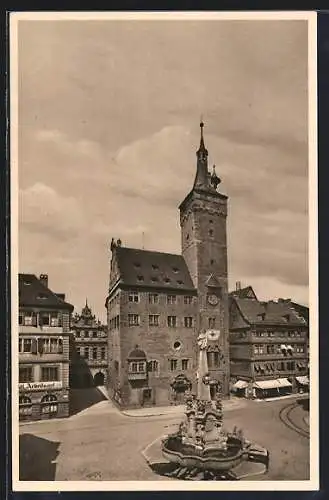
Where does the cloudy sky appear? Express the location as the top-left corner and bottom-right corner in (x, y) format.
(17, 17), (309, 321)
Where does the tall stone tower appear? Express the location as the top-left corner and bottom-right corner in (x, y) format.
(179, 122), (230, 396)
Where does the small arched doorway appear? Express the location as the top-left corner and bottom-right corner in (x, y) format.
(94, 371), (105, 386)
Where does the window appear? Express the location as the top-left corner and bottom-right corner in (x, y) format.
(41, 394), (58, 415)
(287, 361), (295, 371)
(173, 341), (182, 350)
(92, 347), (98, 360)
(167, 316), (177, 327)
(209, 229), (214, 237)
(80, 330), (85, 338)
(172, 267), (179, 273)
(208, 317), (216, 329)
(148, 360), (159, 373)
(19, 313), (23, 325)
(39, 311), (50, 326)
(184, 296), (193, 305)
(19, 338), (33, 353)
(184, 317), (193, 328)
(129, 361), (146, 372)
(177, 280), (184, 285)
(128, 291), (139, 303)
(152, 264), (159, 271)
(83, 347), (89, 359)
(89, 331), (93, 338)
(114, 360), (119, 372)
(40, 338), (63, 354)
(169, 359), (178, 371)
(19, 396), (32, 418)
(210, 259), (215, 265)
(101, 347), (106, 360)
(149, 315), (159, 326)
(266, 344), (275, 354)
(128, 314), (139, 326)
(50, 312), (59, 327)
(137, 275), (144, 282)
(149, 293), (159, 304)
(167, 295), (177, 305)
(151, 276), (159, 283)
(41, 366), (59, 382)
(76, 347), (81, 356)
(182, 359), (189, 370)
(19, 366), (33, 383)
(24, 312), (37, 327)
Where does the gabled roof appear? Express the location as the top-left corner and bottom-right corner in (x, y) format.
(19, 274), (73, 311)
(231, 295), (307, 326)
(205, 273), (222, 288)
(113, 246), (196, 291)
(229, 285), (258, 300)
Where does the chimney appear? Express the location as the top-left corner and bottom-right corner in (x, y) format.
(39, 274), (48, 288)
(236, 281), (241, 291)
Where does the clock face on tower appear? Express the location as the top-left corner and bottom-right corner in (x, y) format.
(207, 294), (219, 306)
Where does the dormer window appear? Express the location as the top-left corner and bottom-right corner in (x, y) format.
(134, 262), (141, 268)
(283, 314), (290, 322)
(164, 277), (171, 284)
(37, 293), (48, 300)
(152, 264), (159, 271)
(177, 280), (184, 285)
(151, 276), (159, 283)
(172, 267), (179, 273)
(137, 275), (144, 282)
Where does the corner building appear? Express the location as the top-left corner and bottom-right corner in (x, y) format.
(18, 274), (73, 420)
(229, 284), (309, 399)
(106, 123), (230, 408)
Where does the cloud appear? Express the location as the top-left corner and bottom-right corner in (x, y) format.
(19, 182), (85, 238)
(17, 19), (310, 318)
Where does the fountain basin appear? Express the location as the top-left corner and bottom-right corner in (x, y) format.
(162, 434), (247, 472)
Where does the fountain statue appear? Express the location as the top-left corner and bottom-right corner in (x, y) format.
(158, 330), (270, 480)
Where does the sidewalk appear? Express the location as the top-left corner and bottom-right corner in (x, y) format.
(121, 397), (248, 418)
(254, 392), (308, 403)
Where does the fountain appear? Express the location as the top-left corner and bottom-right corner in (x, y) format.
(145, 330), (270, 480)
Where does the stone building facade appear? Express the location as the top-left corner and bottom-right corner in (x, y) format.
(229, 284), (309, 399)
(18, 273), (73, 421)
(70, 301), (108, 388)
(106, 122), (230, 409)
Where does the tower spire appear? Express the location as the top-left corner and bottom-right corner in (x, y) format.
(196, 119), (208, 161)
(194, 120), (209, 189)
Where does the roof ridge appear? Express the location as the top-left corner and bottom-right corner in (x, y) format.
(117, 246), (181, 258)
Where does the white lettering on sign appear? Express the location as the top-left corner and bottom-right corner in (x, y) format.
(19, 381), (62, 391)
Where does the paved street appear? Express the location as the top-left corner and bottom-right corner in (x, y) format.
(19, 394), (309, 482)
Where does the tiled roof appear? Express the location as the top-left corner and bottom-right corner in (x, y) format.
(233, 296), (307, 326)
(115, 247), (196, 291)
(19, 274), (74, 311)
(229, 286), (257, 300)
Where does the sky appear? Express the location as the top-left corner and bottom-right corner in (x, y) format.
(17, 17), (310, 321)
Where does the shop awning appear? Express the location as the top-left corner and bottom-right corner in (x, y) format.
(280, 344), (287, 350)
(233, 380), (248, 389)
(277, 378), (292, 387)
(253, 379), (281, 389)
(296, 376), (309, 386)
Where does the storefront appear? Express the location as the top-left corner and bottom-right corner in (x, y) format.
(253, 378), (292, 399)
(295, 375), (309, 393)
(231, 379), (249, 398)
(19, 381), (69, 421)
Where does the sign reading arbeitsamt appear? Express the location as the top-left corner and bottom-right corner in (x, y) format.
(19, 381), (62, 391)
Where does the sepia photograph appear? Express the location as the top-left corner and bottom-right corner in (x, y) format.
(10, 11), (318, 491)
